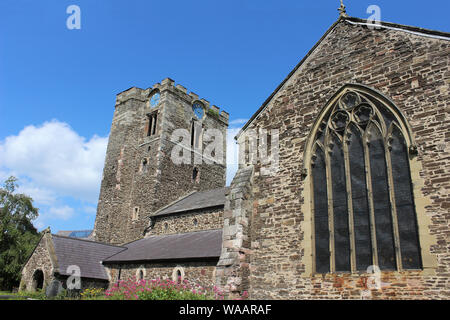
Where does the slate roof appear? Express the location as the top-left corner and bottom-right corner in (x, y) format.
(52, 235), (125, 280)
(103, 229), (222, 263)
(153, 187), (228, 217)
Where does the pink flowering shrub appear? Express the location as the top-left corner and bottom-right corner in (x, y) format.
(104, 277), (225, 300)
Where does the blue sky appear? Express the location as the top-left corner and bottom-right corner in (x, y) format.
(0, 0), (448, 233)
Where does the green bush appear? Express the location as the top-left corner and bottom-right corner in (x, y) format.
(105, 278), (225, 300)
(16, 289), (47, 300)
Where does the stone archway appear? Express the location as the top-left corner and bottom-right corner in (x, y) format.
(32, 269), (44, 291)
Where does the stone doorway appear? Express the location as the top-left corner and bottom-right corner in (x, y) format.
(32, 269), (44, 291)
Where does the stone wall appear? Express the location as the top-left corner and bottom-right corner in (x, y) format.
(233, 19), (449, 299)
(20, 232), (56, 292)
(216, 166), (253, 298)
(105, 261), (218, 290)
(148, 207), (223, 236)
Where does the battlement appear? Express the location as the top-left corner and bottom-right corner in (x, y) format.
(115, 78), (229, 125)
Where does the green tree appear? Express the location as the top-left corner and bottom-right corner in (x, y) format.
(0, 176), (40, 291)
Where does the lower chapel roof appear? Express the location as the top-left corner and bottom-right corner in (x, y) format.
(51, 235), (125, 280)
(48, 229), (222, 279)
(103, 229), (223, 264)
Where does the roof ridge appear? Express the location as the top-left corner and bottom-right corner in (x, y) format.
(132, 228), (222, 242)
(151, 190), (198, 216)
(346, 16), (450, 39)
(152, 187), (228, 217)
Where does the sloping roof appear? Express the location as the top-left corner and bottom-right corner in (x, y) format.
(153, 187), (228, 217)
(236, 16), (450, 140)
(52, 235), (125, 280)
(103, 229), (222, 263)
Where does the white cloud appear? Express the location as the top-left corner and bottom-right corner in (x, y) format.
(0, 118), (244, 226)
(17, 183), (57, 206)
(48, 205), (74, 220)
(0, 120), (108, 204)
(83, 206), (97, 215)
(229, 118), (248, 126)
(0, 120), (107, 230)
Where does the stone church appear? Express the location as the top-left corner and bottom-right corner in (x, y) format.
(20, 7), (449, 299)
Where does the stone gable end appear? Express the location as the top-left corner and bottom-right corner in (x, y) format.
(241, 19), (449, 299)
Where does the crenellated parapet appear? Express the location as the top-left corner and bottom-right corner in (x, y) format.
(115, 78), (229, 125)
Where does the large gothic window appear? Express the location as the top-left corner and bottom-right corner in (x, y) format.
(310, 87), (422, 273)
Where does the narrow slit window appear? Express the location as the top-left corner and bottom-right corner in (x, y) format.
(147, 113), (158, 137)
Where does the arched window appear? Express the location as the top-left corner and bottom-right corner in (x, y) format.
(172, 267), (185, 284)
(136, 267), (146, 281)
(308, 86), (421, 273)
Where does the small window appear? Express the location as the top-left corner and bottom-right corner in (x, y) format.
(141, 158), (148, 173)
(132, 207), (139, 221)
(192, 102), (204, 120)
(147, 112), (158, 136)
(190, 120), (203, 149)
(150, 92), (160, 108)
(164, 222), (168, 231)
(193, 218), (198, 226)
(135, 267), (146, 281)
(192, 167), (199, 183)
(172, 267), (185, 283)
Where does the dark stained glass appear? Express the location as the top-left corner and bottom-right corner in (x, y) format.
(348, 124), (373, 270)
(311, 89), (421, 274)
(390, 126), (422, 269)
(312, 146), (330, 273)
(368, 124), (396, 270)
(330, 134), (351, 272)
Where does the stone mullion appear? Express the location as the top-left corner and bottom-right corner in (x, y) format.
(325, 132), (336, 273)
(363, 132), (379, 268)
(385, 131), (403, 271)
(310, 149), (317, 274)
(343, 130), (357, 273)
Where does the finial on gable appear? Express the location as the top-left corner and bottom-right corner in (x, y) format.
(338, 0), (348, 18)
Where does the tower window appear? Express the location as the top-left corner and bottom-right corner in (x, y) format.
(147, 112), (158, 136)
(150, 91), (160, 108)
(192, 102), (205, 120)
(191, 120), (202, 149)
(132, 207), (139, 221)
(141, 158), (148, 173)
(309, 88), (422, 274)
(192, 167), (199, 183)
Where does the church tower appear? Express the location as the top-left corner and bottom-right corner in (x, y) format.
(93, 78), (229, 244)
